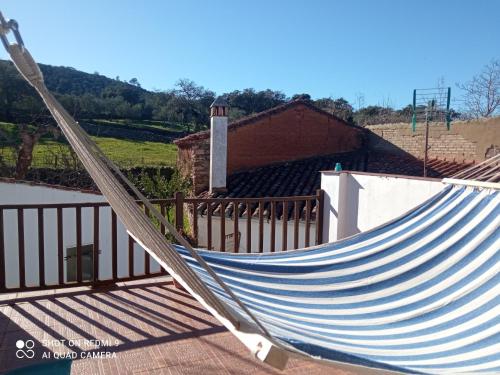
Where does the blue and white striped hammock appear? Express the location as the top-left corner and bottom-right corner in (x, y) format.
(176, 184), (499, 374)
(2, 15), (498, 373)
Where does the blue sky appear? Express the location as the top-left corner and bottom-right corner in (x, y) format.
(1, 0), (499, 108)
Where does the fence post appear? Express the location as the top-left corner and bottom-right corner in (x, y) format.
(93, 206), (100, 284)
(0, 208), (5, 291)
(175, 192), (184, 233)
(316, 189), (325, 245)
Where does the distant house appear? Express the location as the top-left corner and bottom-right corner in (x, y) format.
(174, 99), (470, 252)
(174, 99), (366, 194)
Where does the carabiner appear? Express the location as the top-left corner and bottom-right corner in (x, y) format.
(0, 12), (24, 50)
(8, 20), (24, 46)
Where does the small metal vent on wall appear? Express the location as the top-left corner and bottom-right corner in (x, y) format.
(65, 244), (97, 282)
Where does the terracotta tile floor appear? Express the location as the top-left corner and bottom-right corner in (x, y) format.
(0, 278), (352, 374)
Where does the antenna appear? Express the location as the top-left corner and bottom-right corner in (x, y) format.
(411, 87), (452, 176)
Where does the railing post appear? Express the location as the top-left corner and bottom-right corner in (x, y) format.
(207, 202), (213, 250)
(57, 207), (64, 285)
(93, 206), (100, 284)
(76, 206), (83, 283)
(281, 201), (288, 251)
(174, 192), (184, 233)
(111, 210), (118, 279)
(0, 208), (5, 291)
(316, 189), (325, 245)
(17, 209), (25, 289)
(192, 202), (198, 247)
(37, 208), (45, 287)
(220, 202), (226, 252)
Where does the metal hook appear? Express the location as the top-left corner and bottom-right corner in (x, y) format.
(0, 12), (24, 50)
(8, 19), (24, 46)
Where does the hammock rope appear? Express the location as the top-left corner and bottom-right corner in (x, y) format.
(0, 11), (281, 364)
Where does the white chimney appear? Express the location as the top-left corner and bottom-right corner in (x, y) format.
(209, 97), (229, 193)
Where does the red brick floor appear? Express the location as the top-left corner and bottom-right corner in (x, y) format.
(0, 278), (353, 374)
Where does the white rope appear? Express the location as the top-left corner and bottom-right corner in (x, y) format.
(0, 12), (272, 339)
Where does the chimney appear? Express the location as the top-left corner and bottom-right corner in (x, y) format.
(209, 96), (229, 193)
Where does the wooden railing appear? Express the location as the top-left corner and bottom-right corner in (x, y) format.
(0, 190), (323, 292)
(184, 189), (324, 252)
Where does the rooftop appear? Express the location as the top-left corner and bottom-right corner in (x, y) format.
(451, 153), (500, 182)
(210, 96), (229, 108)
(0, 278), (343, 374)
(196, 151), (473, 219)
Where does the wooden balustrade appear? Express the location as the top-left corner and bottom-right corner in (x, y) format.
(0, 190), (324, 292)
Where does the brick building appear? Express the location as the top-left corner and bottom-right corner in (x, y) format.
(174, 98), (478, 252)
(174, 99), (366, 194)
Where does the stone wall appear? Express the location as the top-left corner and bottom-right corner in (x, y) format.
(177, 140), (210, 194)
(366, 117), (500, 162)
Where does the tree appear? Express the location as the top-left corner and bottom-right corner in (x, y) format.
(128, 78), (141, 88)
(457, 59), (500, 118)
(15, 123), (60, 179)
(175, 79), (205, 100)
(228, 107), (246, 122)
(315, 97), (354, 123)
(224, 89), (287, 118)
(292, 93), (311, 101)
(353, 105), (395, 126)
(174, 79), (215, 131)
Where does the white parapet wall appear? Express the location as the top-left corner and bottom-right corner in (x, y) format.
(196, 216), (316, 253)
(0, 180), (107, 205)
(0, 180), (160, 289)
(320, 171), (445, 242)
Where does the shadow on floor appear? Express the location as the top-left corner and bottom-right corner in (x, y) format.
(0, 280), (340, 375)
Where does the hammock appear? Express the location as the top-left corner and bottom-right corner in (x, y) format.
(176, 184), (500, 374)
(1, 13), (499, 374)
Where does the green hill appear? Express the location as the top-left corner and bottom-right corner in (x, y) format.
(0, 59), (216, 131)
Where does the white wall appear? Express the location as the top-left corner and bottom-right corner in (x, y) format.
(0, 181), (160, 289)
(0, 182), (107, 205)
(321, 172), (445, 242)
(196, 216), (316, 253)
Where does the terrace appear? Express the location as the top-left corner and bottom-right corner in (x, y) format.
(0, 178), (334, 374)
(0, 278), (340, 374)
(0, 167), (495, 374)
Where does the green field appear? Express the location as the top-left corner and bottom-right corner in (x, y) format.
(0, 122), (178, 168)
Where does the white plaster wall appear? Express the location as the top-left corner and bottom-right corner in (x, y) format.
(209, 116), (228, 191)
(197, 216), (316, 253)
(321, 172), (445, 242)
(0, 182), (160, 289)
(0, 182), (107, 204)
(320, 172), (341, 243)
